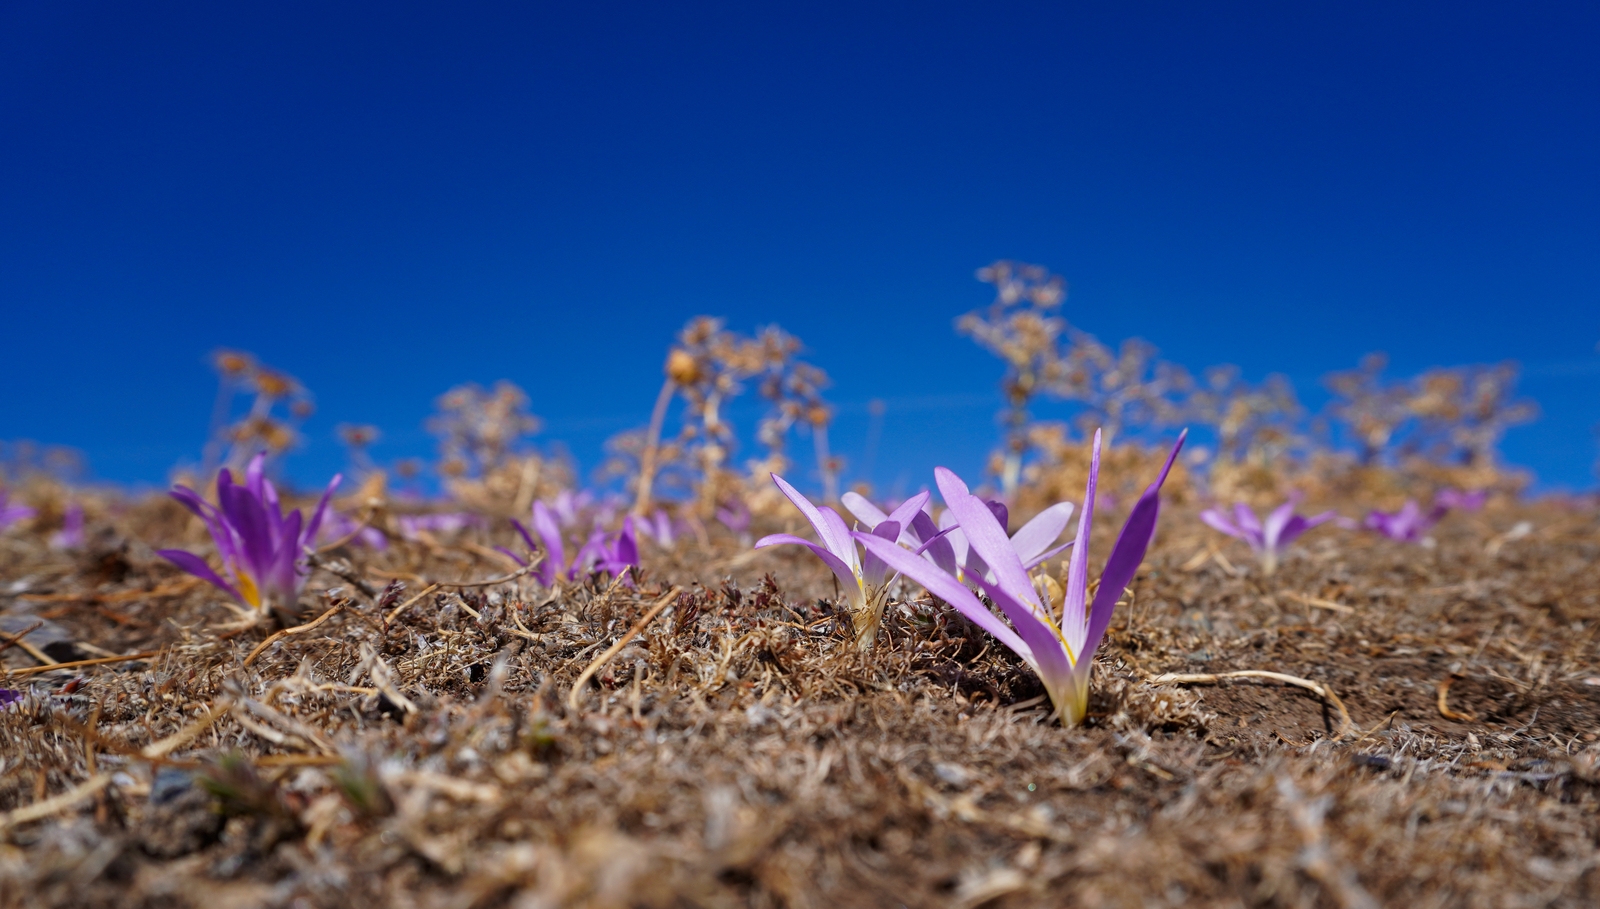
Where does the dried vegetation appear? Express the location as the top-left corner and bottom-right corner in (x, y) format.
(3, 476), (1600, 909)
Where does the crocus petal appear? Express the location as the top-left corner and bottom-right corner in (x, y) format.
(934, 467), (1040, 612)
(1231, 502), (1262, 541)
(974, 574), (1075, 688)
(158, 549), (242, 602)
(266, 509), (305, 602)
(855, 533), (1030, 659)
(817, 506), (860, 575)
(911, 511), (960, 576)
(217, 478), (275, 583)
(1199, 508), (1246, 541)
(755, 533), (861, 595)
(614, 516), (639, 567)
(858, 518), (903, 588)
(840, 491), (889, 529)
(533, 501), (567, 574)
(301, 473), (343, 551)
(1082, 430), (1186, 662)
(771, 474), (853, 562)
(1261, 499), (1298, 551)
(1021, 540), (1074, 571)
(1009, 501), (1075, 566)
(1058, 431), (1102, 651)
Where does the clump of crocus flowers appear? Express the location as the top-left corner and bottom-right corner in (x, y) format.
(757, 429), (1185, 724)
(506, 500), (640, 585)
(159, 454), (340, 626)
(859, 429), (1186, 725)
(1199, 494), (1342, 575)
(756, 476), (931, 649)
(1365, 489), (1486, 544)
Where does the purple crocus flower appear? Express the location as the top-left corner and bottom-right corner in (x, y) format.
(716, 499), (751, 535)
(320, 510), (390, 550)
(508, 502), (639, 585)
(843, 491), (1076, 584)
(756, 476), (931, 650)
(1365, 488), (1486, 544)
(636, 510), (675, 548)
(0, 688), (21, 710)
(858, 429), (1185, 725)
(1199, 495), (1340, 575)
(48, 503), (86, 551)
(158, 454), (340, 624)
(397, 512), (481, 540)
(0, 490), (35, 533)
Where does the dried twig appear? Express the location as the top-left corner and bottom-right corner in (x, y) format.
(568, 587), (682, 712)
(2, 651), (158, 678)
(1149, 670), (1353, 737)
(244, 600), (351, 666)
(1436, 674), (1476, 722)
(0, 773), (112, 833)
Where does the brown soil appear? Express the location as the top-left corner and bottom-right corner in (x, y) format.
(3, 496), (1599, 908)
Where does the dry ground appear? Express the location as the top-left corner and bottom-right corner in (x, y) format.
(3, 493), (1600, 908)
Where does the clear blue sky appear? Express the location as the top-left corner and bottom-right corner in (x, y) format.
(2, 1), (1597, 493)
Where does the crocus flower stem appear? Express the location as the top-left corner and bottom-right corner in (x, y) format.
(859, 429), (1185, 725)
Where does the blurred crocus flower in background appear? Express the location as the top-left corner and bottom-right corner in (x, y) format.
(0, 490), (35, 532)
(1365, 489), (1486, 545)
(716, 499), (751, 537)
(397, 513), (481, 540)
(508, 501), (640, 585)
(1199, 495), (1342, 575)
(637, 510), (675, 547)
(321, 510), (389, 550)
(158, 454), (340, 626)
(551, 489), (594, 527)
(858, 429), (1185, 726)
(756, 476), (930, 650)
(48, 503), (85, 550)
(0, 688), (21, 709)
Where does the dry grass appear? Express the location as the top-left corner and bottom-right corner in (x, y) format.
(3, 489), (1599, 908)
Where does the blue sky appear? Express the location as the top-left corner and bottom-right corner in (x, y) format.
(2, 1), (1596, 493)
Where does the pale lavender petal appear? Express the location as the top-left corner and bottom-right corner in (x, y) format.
(859, 519), (901, 588)
(817, 506), (859, 572)
(840, 491), (889, 529)
(1083, 430), (1185, 662)
(911, 511), (960, 576)
(1199, 507), (1246, 541)
(1009, 501), (1075, 565)
(855, 533), (1030, 659)
(1231, 502), (1262, 539)
(158, 549), (242, 602)
(533, 501), (567, 574)
(1262, 499), (1298, 551)
(935, 467), (1039, 611)
(986, 500), (1009, 534)
(1021, 539), (1074, 571)
(772, 474), (853, 561)
(1058, 431), (1101, 648)
(756, 533), (860, 594)
(301, 473), (343, 550)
